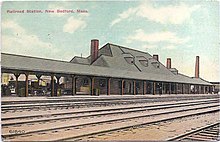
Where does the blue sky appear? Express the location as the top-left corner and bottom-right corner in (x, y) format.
(1, 1), (219, 81)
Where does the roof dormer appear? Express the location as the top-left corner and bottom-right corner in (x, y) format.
(123, 53), (134, 64)
(136, 56), (148, 67)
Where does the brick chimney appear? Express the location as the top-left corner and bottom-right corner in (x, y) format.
(195, 56), (199, 78)
(90, 39), (99, 64)
(153, 54), (159, 61)
(166, 58), (171, 69)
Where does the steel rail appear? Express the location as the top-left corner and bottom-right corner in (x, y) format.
(167, 122), (220, 141)
(3, 105), (219, 139)
(2, 97), (219, 111)
(2, 98), (219, 120)
(2, 95), (218, 105)
(56, 109), (220, 141)
(2, 100), (219, 126)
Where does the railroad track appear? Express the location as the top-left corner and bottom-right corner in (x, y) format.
(2, 99), (219, 126)
(2, 95), (218, 105)
(2, 95), (219, 112)
(2, 95), (219, 141)
(7, 108), (218, 141)
(168, 122), (220, 141)
(2, 101), (219, 141)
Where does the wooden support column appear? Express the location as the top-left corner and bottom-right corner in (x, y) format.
(201, 86), (203, 94)
(193, 85), (197, 94)
(133, 80), (136, 95)
(202, 86), (204, 94)
(153, 82), (156, 95)
(203, 85), (205, 94)
(51, 74), (55, 97)
(193, 85), (195, 94)
(121, 79), (124, 95)
(56, 76), (61, 85)
(175, 83), (178, 94)
(71, 75), (76, 95)
(161, 82), (163, 95)
(169, 83), (171, 94)
(90, 77), (95, 95)
(106, 78), (111, 95)
(36, 74), (41, 88)
(188, 84), (191, 94)
(143, 81), (146, 95)
(200, 85), (202, 94)
(56, 76), (61, 96)
(182, 83), (184, 94)
(25, 73), (29, 97)
(14, 73), (20, 96)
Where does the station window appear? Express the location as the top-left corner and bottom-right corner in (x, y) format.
(118, 80), (126, 88)
(83, 78), (89, 85)
(99, 79), (106, 87)
(136, 82), (140, 89)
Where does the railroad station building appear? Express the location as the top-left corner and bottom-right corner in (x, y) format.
(1, 39), (213, 97)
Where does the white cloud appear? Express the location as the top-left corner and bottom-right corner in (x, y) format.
(142, 44), (176, 50)
(111, 2), (200, 26)
(137, 2), (200, 25)
(126, 29), (190, 44)
(2, 20), (52, 49)
(1, 20), (66, 60)
(63, 16), (86, 34)
(2, 20), (25, 34)
(163, 45), (176, 50)
(142, 44), (157, 49)
(110, 8), (137, 26)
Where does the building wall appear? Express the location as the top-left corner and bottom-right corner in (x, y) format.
(135, 81), (144, 95)
(75, 76), (90, 94)
(110, 78), (121, 95)
(176, 83), (182, 94)
(61, 76), (211, 96)
(123, 80), (133, 94)
(146, 81), (153, 94)
(93, 77), (107, 95)
(162, 83), (170, 94)
(183, 84), (190, 94)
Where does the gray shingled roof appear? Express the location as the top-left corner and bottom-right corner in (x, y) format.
(1, 43), (212, 85)
(70, 56), (90, 65)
